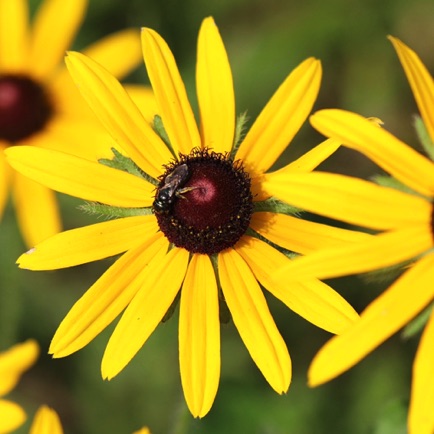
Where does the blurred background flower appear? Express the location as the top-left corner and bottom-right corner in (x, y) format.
(2, 0), (432, 432)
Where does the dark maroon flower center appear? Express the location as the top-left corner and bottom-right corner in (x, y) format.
(0, 74), (54, 143)
(154, 149), (253, 254)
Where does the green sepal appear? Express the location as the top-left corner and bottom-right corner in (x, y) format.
(402, 302), (433, 339)
(414, 115), (434, 161)
(372, 174), (427, 199)
(79, 202), (153, 219)
(99, 148), (158, 186)
(161, 291), (181, 323)
(231, 111), (249, 158)
(254, 197), (301, 215)
(153, 114), (175, 156)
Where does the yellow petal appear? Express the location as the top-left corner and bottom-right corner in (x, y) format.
(18, 215), (158, 270)
(0, 152), (11, 220)
(102, 247), (189, 379)
(196, 17), (234, 154)
(125, 85), (158, 125)
(310, 109), (434, 197)
(6, 146), (154, 207)
(236, 58), (321, 174)
(389, 36), (434, 146)
(218, 248), (291, 393)
(29, 0), (87, 78)
(132, 428), (151, 434)
(250, 212), (371, 255)
(274, 225), (433, 281)
(264, 171), (432, 230)
(236, 236), (359, 335)
(13, 172), (61, 247)
(0, 339), (39, 396)
(279, 139), (340, 173)
(50, 234), (168, 358)
(141, 28), (201, 155)
(409, 307), (434, 434)
(0, 0), (28, 71)
(65, 51), (171, 178)
(30, 406), (63, 434)
(0, 399), (26, 433)
(179, 254), (220, 418)
(308, 253), (434, 386)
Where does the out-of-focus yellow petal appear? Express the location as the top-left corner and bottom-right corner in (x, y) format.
(279, 139), (340, 173)
(308, 254), (434, 386)
(264, 171), (432, 230)
(141, 28), (201, 155)
(0, 339), (39, 396)
(310, 109), (434, 197)
(250, 212), (371, 255)
(236, 58), (321, 175)
(0, 0), (28, 71)
(389, 36), (434, 146)
(179, 254), (220, 418)
(50, 234), (168, 358)
(65, 51), (171, 178)
(196, 17), (234, 154)
(409, 308), (434, 434)
(218, 248), (291, 393)
(0, 151), (11, 220)
(0, 400), (26, 433)
(102, 247), (189, 380)
(18, 215), (158, 270)
(13, 172), (61, 247)
(29, 0), (87, 78)
(6, 146), (154, 207)
(274, 225), (432, 281)
(132, 428), (151, 434)
(30, 406), (63, 434)
(236, 236), (359, 335)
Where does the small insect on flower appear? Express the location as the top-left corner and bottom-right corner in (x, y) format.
(153, 163), (191, 213)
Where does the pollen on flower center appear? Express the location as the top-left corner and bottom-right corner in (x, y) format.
(0, 74), (54, 143)
(154, 148), (253, 254)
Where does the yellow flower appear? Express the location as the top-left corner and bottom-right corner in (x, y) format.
(29, 406), (63, 434)
(267, 37), (434, 434)
(6, 17), (362, 417)
(0, 0), (155, 247)
(0, 340), (39, 433)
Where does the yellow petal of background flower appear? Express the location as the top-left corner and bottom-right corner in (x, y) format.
(18, 215), (158, 270)
(409, 307), (434, 434)
(102, 247), (189, 380)
(50, 234), (168, 358)
(0, 339), (39, 396)
(236, 236), (359, 335)
(179, 254), (220, 418)
(13, 173), (61, 247)
(66, 51), (171, 178)
(218, 248), (291, 393)
(236, 57), (321, 175)
(274, 225), (433, 281)
(0, 152), (12, 220)
(310, 109), (434, 197)
(0, 400), (26, 433)
(196, 17), (235, 154)
(282, 139), (341, 173)
(389, 36), (434, 146)
(30, 406), (63, 434)
(0, 0), (28, 71)
(264, 171), (432, 230)
(6, 146), (154, 207)
(29, 0), (87, 78)
(308, 253), (434, 386)
(141, 28), (201, 155)
(250, 212), (371, 255)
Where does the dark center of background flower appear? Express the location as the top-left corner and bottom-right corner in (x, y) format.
(154, 149), (253, 255)
(0, 74), (54, 143)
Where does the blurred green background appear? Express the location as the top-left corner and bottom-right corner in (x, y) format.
(3, 0), (434, 432)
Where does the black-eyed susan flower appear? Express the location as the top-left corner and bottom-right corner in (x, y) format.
(30, 406), (63, 434)
(0, 339), (39, 433)
(0, 0), (156, 247)
(268, 37), (434, 434)
(6, 17), (363, 417)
